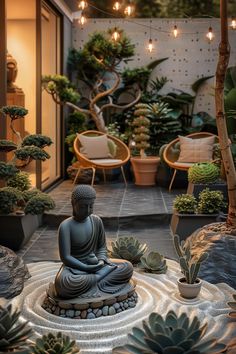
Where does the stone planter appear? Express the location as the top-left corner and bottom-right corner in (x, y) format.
(177, 277), (202, 299)
(0, 213), (42, 251)
(171, 212), (219, 241)
(131, 156), (160, 186)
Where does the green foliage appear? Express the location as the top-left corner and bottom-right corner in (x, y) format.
(22, 189), (41, 202)
(174, 235), (208, 284)
(188, 162), (220, 184)
(113, 310), (225, 354)
(31, 332), (80, 354)
(132, 115), (150, 154)
(24, 193), (55, 215)
(173, 194), (197, 214)
(110, 237), (148, 265)
(67, 111), (86, 135)
(0, 139), (17, 152)
(107, 123), (128, 143)
(0, 105), (28, 120)
(140, 251), (167, 274)
(228, 294), (236, 315)
(197, 188), (225, 214)
(0, 162), (19, 180)
(42, 75), (80, 104)
(7, 171), (31, 191)
(122, 67), (152, 91)
(0, 304), (32, 352)
(0, 187), (23, 214)
(22, 135), (53, 148)
(15, 146), (50, 161)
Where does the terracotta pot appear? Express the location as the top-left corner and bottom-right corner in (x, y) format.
(131, 156), (160, 186)
(177, 277), (202, 299)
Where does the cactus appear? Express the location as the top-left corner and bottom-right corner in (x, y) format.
(113, 310), (226, 353)
(188, 162), (220, 184)
(31, 332), (80, 354)
(110, 236), (148, 265)
(0, 304), (32, 352)
(173, 234), (208, 284)
(140, 251), (167, 274)
(173, 194), (197, 214)
(197, 188), (225, 214)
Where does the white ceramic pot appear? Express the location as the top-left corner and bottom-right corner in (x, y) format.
(177, 277), (202, 299)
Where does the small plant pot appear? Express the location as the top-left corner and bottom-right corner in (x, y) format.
(131, 156), (160, 186)
(177, 277), (202, 299)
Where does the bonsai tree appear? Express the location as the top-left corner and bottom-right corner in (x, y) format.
(0, 105), (55, 215)
(42, 28), (141, 132)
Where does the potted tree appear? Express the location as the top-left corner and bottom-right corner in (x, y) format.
(130, 113), (160, 185)
(171, 188), (225, 240)
(0, 105), (55, 251)
(173, 234), (208, 299)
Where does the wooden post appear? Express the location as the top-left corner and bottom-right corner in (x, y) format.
(215, 0), (236, 227)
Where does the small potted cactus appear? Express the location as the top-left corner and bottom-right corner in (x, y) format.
(173, 234), (208, 299)
(171, 188), (225, 240)
(130, 106), (160, 186)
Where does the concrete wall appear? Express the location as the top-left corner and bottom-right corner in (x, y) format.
(72, 18), (236, 117)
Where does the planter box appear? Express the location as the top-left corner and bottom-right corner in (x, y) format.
(187, 182), (228, 200)
(171, 212), (219, 241)
(0, 213), (42, 251)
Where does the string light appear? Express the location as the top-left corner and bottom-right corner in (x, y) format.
(147, 38), (154, 53)
(113, 1), (121, 11)
(79, 12), (87, 26)
(111, 27), (120, 41)
(230, 17), (236, 30)
(206, 26), (214, 42)
(78, 0), (87, 10)
(124, 2), (134, 17)
(173, 25), (178, 38)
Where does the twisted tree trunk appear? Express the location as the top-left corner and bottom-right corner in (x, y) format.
(215, 0), (236, 227)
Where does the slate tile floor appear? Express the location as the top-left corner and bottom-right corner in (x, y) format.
(17, 181), (184, 264)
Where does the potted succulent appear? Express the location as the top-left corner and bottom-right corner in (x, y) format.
(173, 234), (208, 299)
(130, 109), (160, 185)
(0, 105), (55, 251)
(171, 188), (225, 240)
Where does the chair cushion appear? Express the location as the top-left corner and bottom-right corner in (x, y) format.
(177, 135), (215, 163)
(78, 134), (110, 159)
(90, 158), (122, 165)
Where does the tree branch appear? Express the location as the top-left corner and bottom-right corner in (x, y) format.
(90, 71), (121, 107)
(66, 102), (91, 115)
(99, 88), (142, 113)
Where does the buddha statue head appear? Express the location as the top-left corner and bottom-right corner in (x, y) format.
(71, 185), (96, 222)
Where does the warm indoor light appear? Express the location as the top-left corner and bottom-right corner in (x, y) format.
(147, 38), (154, 53)
(78, 0), (87, 10)
(230, 17), (236, 29)
(173, 25), (178, 38)
(124, 4), (134, 16)
(112, 28), (120, 41)
(113, 1), (121, 11)
(206, 26), (214, 42)
(79, 13), (87, 26)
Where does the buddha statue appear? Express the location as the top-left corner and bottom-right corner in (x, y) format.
(53, 185), (134, 300)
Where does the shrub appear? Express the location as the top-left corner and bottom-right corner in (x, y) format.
(7, 171), (31, 191)
(0, 162), (19, 180)
(173, 194), (197, 214)
(197, 188), (225, 214)
(188, 162), (220, 184)
(0, 187), (23, 214)
(24, 193), (55, 215)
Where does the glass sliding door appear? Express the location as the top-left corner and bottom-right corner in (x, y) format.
(41, 1), (61, 189)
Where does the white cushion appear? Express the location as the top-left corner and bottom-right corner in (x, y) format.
(78, 134), (110, 159)
(90, 159), (122, 165)
(177, 135), (215, 163)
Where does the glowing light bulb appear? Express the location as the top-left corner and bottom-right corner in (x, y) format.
(78, 0), (87, 10)
(173, 25), (178, 38)
(79, 13), (87, 26)
(230, 18), (236, 29)
(148, 39), (153, 53)
(112, 28), (120, 41)
(113, 1), (121, 11)
(206, 26), (214, 42)
(124, 4), (134, 16)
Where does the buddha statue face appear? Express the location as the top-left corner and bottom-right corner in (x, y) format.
(71, 185), (96, 222)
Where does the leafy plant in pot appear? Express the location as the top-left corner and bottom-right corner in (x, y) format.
(173, 234), (208, 299)
(130, 112), (160, 185)
(0, 105), (55, 251)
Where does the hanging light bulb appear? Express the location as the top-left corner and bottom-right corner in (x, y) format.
(147, 38), (154, 53)
(206, 26), (214, 42)
(79, 12), (87, 26)
(124, 2), (134, 16)
(173, 25), (178, 38)
(112, 27), (120, 41)
(230, 17), (236, 30)
(78, 0), (87, 10)
(113, 1), (121, 11)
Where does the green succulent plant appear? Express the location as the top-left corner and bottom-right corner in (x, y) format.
(227, 293), (236, 315)
(197, 188), (225, 214)
(0, 304), (32, 352)
(110, 237), (148, 265)
(31, 332), (80, 354)
(0, 187), (23, 214)
(24, 193), (55, 215)
(188, 162), (220, 184)
(0, 162), (19, 180)
(140, 251), (167, 274)
(22, 134), (53, 148)
(173, 194), (197, 214)
(174, 234), (208, 284)
(7, 171), (31, 191)
(0, 139), (17, 152)
(113, 310), (226, 354)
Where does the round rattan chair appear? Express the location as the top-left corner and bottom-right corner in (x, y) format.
(163, 132), (219, 191)
(73, 130), (130, 185)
